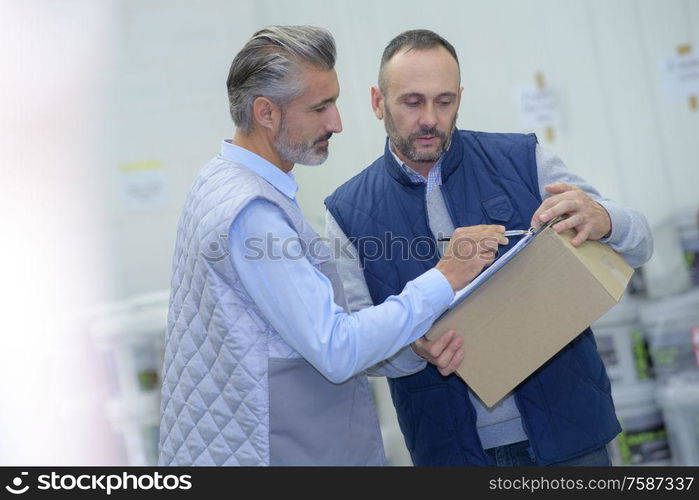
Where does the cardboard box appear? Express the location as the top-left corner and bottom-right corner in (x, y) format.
(425, 226), (634, 407)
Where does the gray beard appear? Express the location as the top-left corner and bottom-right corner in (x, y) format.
(274, 120), (329, 166)
(385, 106), (456, 163)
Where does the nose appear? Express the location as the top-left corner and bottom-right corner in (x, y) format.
(328, 104), (343, 134)
(418, 103), (437, 130)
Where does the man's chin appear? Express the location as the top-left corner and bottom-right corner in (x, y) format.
(411, 157), (441, 164)
(298, 149), (328, 166)
(410, 146), (443, 163)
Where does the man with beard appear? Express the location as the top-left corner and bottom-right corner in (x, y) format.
(159, 25), (500, 466)
(325, 29), (653, 466)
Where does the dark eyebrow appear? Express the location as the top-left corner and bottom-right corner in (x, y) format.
(398, 92), (424, 101)
(308, 95), (338, 109)
(398, 92), (457, 101)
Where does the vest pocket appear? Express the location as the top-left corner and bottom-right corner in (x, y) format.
(268, 357), (382, 465)
(482, 194), (516, 223)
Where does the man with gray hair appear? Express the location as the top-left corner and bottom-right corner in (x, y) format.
(158, 25), (503, 465)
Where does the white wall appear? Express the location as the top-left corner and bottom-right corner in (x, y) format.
(101, 0), (257, 302)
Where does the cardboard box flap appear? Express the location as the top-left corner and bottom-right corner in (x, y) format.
(556, 230), (634, 301)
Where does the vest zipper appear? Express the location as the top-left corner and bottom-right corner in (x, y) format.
(439, 184), (460, 229)
(422, 184), (441, 262)
(513, 392), (539, 463)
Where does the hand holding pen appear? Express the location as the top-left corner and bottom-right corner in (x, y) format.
(434, 225), (509, 291)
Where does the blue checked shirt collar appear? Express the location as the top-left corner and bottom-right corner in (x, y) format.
(389, 142), (446, 195)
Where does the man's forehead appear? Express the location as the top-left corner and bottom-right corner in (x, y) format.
(383, 46), (460, 89)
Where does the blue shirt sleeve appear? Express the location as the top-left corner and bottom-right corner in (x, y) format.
(228, 199), (454, 384)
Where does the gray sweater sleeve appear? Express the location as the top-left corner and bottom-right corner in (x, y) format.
(325, 210), (427, 378)
(536, 146), (653, 268)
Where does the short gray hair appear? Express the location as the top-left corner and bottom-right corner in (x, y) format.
(227, 25), (336, 133)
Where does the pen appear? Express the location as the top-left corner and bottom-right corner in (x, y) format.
(503, 229), (530, 237)
(437, 229), (529, 242)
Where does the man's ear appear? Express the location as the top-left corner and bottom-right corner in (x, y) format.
(252, 96), (281, 132)
(370, 86), (385, 120)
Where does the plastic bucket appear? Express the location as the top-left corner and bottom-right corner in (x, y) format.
(676, 206), (699, 288)
(608, 381), (672, 465)
(639, 289), (699, 380)
(105, 393), (161, 465)
(593, 297), (652, 385)
(656, 372), (699, 465)
(89, 291), (168, 397)
(643, 219), (691, 299)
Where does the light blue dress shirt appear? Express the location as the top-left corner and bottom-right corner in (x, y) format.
(222, 141), (454, 383)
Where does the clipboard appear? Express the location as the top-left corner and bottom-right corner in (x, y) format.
(447, 215), (565, 311)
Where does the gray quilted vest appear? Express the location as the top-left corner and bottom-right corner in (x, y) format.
(159, 155), (385, 465)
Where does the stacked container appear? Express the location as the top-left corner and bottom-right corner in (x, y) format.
(675, 206), (699, 288)
(639, 284), (699, 466)
(639, 289), (699, 382)
(89, 290), (169, 465)
(593, 297), (652, 386)
(596, 297), (673, 465)
(608, 381), (672, 465)
(656, 372), (699, 465)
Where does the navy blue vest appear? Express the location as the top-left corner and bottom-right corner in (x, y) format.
(325, 130), (620, 466)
